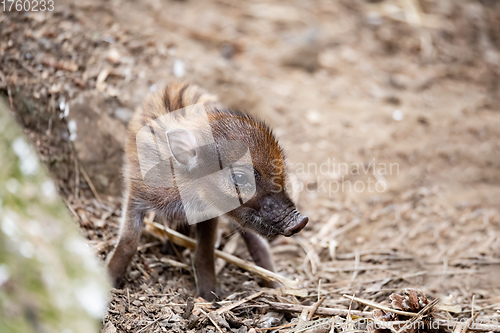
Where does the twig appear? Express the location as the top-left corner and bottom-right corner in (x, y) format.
(342, 295), (418, 318)
(5, 56), (40, 77)
(330, 218), (360, 239)
(7, 87), (14, 111)
(0, 69), (6, 88)
(317, 278), (322, 303)
(425, 258), (500, 266)
(159, 257), (190, 270)
(296, 236), (320, 276)
(63, 198), (79, 220)
(136, 316), (165, 333)
(144, 220), (303, 293)
(215, 232), (239, 275)
(264, 301), (372, 318)
(79, 164), (102, 203)
(73, 152), (80, 199)
(350, 250), (361, 283)
(136, 263), (150, 280)
(314, 213), (339, 245)
(396, 298), (439, 333)
(41, 57), (78, 72)
(324, 265), (393, 273)
(472, 294), (476, 319)
(346, 294), (356, 332)
(336, 249), (413, 261)
(307, 296), (326, 320)
(199, 308), (224, 333)
(296, 308), (309, 329)
(255, 322), (296, 331)
(215, 290), (265, 315)
(127, 288), (130, 312)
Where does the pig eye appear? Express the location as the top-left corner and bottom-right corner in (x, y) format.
(232, 172), (251, 187)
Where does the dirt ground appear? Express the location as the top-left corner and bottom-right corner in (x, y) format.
(1, 0), (500, 332)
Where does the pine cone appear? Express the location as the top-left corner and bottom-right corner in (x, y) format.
(370, 289), (433, 333)
(390, 289), (430, 315)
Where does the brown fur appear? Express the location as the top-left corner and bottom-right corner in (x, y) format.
(107, 82), (307, 300)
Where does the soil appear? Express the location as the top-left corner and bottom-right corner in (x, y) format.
(1, 0), (500, 332)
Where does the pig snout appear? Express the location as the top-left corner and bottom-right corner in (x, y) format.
(257, 194), (308, 237)
(282, 212), (308, 237)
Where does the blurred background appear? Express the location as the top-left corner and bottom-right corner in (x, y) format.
(1, 0), (499, 331)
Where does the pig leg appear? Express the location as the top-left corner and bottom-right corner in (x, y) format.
(240, 230), (281, 288)
(194, 218), (219, 300)
(107, 197), (146, 287)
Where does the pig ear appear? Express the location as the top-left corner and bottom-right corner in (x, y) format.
(166, 128), (198, 165)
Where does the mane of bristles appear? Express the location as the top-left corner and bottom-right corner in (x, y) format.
(163, 82), (219, 113)
(209, 107), (285, 156)
(206, 106), (287, 184)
